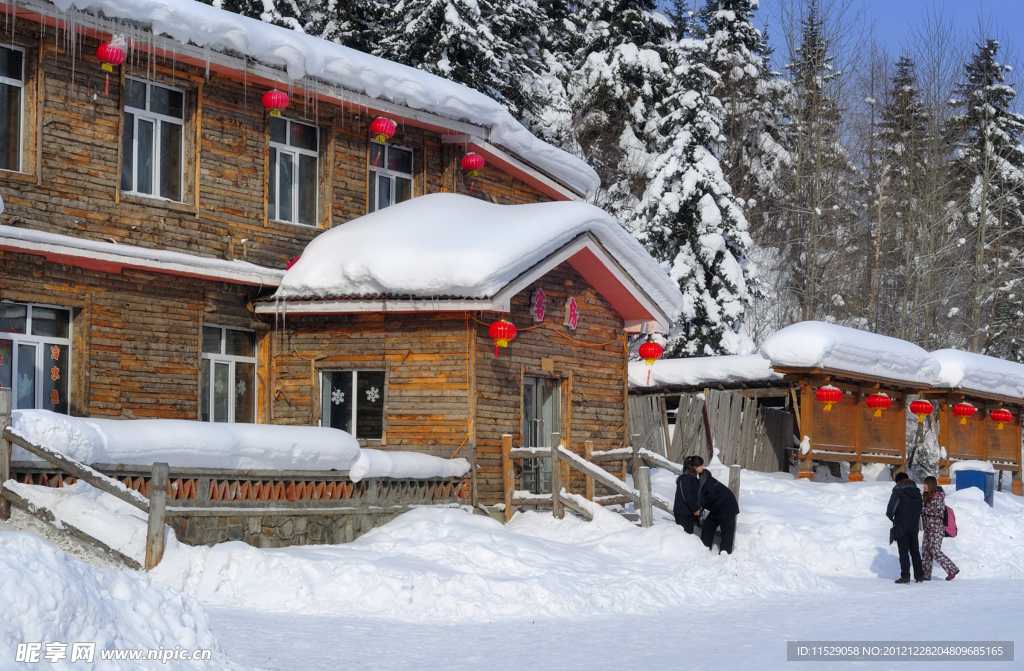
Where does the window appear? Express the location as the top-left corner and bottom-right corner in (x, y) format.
(368, 142), (413, 213)
(200, 326), (256, 423)
(320, 370), (385, 440)
(121, 78), (184, 201)
(0, 45), (24, 172)
(0, 302), (71, 413)
(268, 117), (318, 225)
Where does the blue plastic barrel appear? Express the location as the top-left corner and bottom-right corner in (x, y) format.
(955, 469), (995, 507)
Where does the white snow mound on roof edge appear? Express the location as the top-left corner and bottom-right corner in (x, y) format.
(52, 0), (600, 196)
(931, 349), (1024, 399)
(274, 194), (685, 318)
(759, 321), (940, 385)
(628, 354), (780, 388)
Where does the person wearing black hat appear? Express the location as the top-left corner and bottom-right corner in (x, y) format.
(673, 455), (706, 534)
(673, 456), (740, 554)
(887, 471), (925, 583)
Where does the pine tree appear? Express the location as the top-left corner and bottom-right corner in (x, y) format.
(635, 48), (758, 356)
(212, 0), (383, 53)
(946, 39), (1024, 355)
(519, 0), (583, 147)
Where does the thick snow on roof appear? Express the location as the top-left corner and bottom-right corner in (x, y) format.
(275, 194), (685, 315)
(628, 354), (780, 389)
(931, 349), (1024, 400)
(759, 321), (940, 385)
(53, 0), (600, 197)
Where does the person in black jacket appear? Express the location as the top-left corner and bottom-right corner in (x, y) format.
(673, 456), (707, 534)
(886, 472), (924, 584)
(700, 468), (740, 554)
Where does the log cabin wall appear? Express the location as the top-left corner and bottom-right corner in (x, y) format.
(0, 19), (554, 272)
(268, 262), (627, 505)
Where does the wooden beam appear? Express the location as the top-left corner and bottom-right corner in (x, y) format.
(194, 81), (203, 218)
(501, 434), (514, 523)
(145, 462), (168, 570)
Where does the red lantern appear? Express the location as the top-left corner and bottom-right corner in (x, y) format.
(952, 402), (976, 425)
(285, 256), (300, 270)
(909, 400), (933, 423)
(991, 408), (1012, 430)
(816, 385), (841, 412)
(637, 337), (663, 386)
(370, 117), (397, 144)
(461, 153), (485, 178)
(262, 90), (289, 117)
(865, 393), (891, 418)
(488, 318), (517, 358)
(96, 39), (126, 95)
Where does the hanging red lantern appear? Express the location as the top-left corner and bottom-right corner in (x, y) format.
(952, 402), (976, 425)
(991, 408), (1013, 430)
(461, 153), (485, 178)
(370, 117), (397, 143)
(909, 399), (933, 423)
(262, 90), (289, 117)
(865, 392), (891, 418)
(488, 318), (517, 358)
(96, 38), (126, 95)
(816, 385), (842, 412)
(638, 337), (663, 386)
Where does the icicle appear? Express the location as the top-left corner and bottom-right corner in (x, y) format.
(204, 44), (210, 81)
(243, 58), (247, 113)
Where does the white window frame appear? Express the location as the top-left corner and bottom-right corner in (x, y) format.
(269, 118), (319, 226)
(200, 325), (256, 424)
(368, 142), (414, 213)
(319, 369), (386, 440)
(122, 77), (185, 202)
(0, 301), (72, 412)
(0, 43), (25, 173)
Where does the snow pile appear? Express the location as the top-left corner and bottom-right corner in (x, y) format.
(11, 410), (361, 471)
(275, 194), (685, 316)
(759, 321), (940, 385)
(52, 0), (599, 197)
(950, 460), (997, 474)
(627, 354), (780, 389)
(932, 348), (1024, 400)
(0, 532), (236, 670)
(349, 449), (470, 483)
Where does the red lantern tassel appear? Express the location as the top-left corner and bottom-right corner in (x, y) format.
(105, 74), (109, 95)
(468, 183), (474, 196)
(647, 369), (651, 386)
(493, 343), (499, 358)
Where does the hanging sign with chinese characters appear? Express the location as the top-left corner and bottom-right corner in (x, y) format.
(50, 389), (59, 405)
(530, 288), (547, 322)
(563, 296), (579, 331)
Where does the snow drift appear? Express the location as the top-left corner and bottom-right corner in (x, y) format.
(931, 348), (1024, 400)
(628, 353), (781, 389)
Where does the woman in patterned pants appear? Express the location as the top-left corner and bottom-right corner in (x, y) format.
(921, 476), (959, 581)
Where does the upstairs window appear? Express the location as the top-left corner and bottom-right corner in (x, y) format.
(0, 45), (24, 172)
(268, 118), (318, 226)
(200, 326), (256, 423)
(368, 142), (412, 213)
(121, 78), (184, 201)
(0, 302), (71, 413)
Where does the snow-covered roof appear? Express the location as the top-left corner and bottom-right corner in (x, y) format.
(0, 223), (282, 286)
(48, 0), (600, 197)
(260, 194), (685, 330)
(759, 321), (941, 386)
(628, 354), (781, 389)
(931, 349), (1024, 401)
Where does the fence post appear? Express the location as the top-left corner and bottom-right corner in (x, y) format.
(583, 440), (594, 501)
(145, 462), (169, 570)
(0, 388), (10, 521)
(501, 434), (514, 523)
(550, 432), (563, 519)
(637, 465), (653, 528)
(728, 464), (741, 502)
(631, 433), (642, 479)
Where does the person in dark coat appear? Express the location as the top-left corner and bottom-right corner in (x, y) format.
(673, 456), (707, 534)
(886, 472), (924, 584)
(700, 468), (740, 554)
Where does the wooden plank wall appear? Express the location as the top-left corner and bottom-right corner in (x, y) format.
(0, 18), (555, 274)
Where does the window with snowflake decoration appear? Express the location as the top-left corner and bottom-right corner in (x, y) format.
(200, 325), (256, 423)
(320, 369), (385, 440)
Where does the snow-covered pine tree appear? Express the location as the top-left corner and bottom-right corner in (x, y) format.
(376, 0), (543, 119)
(699, 0), (789, 238)
(212, 0), (383, 53)
(567, 0), (674, 220)
(946, 39), (1024, 356)
(518, 0), (583, 148)
(635, 44), (758, 356)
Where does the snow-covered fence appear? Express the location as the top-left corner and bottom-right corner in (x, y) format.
(628, 396), (670, 457)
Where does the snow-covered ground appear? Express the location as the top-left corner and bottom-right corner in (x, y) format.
(3, 468), (1022, 668)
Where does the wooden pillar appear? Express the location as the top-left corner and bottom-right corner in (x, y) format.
(501, 434), (514, 522)
(850, 388), (862, 481)
(728, 464), (741, 501)
(937, 399), (951, 485)
(1013, 471), (1022, 497)
(0, 388), (11, 521)
(583, 440), (594, 501)
(550, 432), (563, 519)
(797, 379), (814, 479)
(847, 461), (864, 482)
(145, 462), (169, 570)
(636, 465), (653, 528)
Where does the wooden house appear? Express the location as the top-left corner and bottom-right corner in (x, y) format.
(0, 0), (685, 507)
